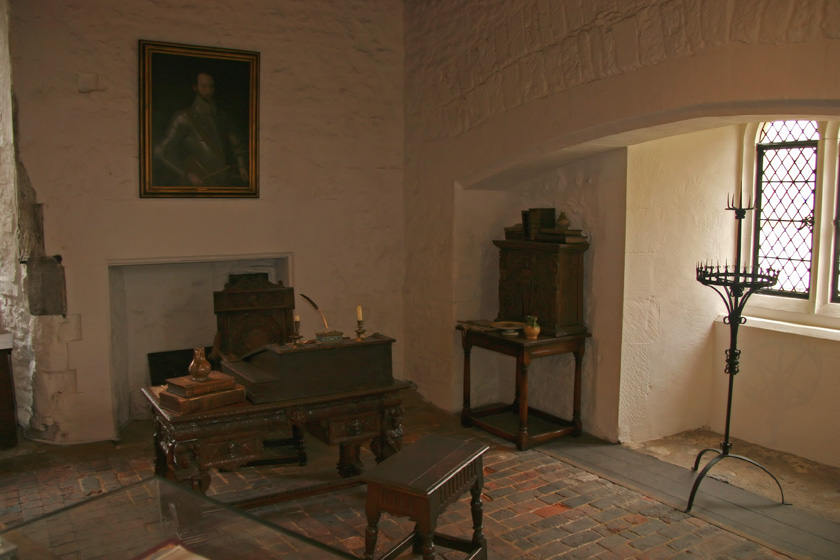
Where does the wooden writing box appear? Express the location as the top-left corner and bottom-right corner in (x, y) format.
(222, 334), (395, 404)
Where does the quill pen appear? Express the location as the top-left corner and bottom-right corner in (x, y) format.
(300, 294), (329, 330)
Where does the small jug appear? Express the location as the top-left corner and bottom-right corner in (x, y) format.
(188, 347), (212, 381)
(524, 316), (541, 339)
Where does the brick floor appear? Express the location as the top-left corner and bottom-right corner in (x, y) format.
(0, 388), (795, 559)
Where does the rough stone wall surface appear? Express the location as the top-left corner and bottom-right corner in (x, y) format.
(9, 0), (404, 443)
(0, 0), (39, 429)
(405, 0), (840, 142)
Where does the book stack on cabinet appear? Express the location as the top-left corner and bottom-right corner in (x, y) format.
(159, 371), (245, 414)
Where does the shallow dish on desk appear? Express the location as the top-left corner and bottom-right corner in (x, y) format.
(491, 321), (526, 335)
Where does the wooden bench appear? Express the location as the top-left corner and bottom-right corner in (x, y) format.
(361, 434), (489, 560)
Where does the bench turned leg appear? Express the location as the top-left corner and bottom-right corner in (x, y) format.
(470, 477), (486, 549)
(413, 516), (437, 560)
(364, 507), (381, 560)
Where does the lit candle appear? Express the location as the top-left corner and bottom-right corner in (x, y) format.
(356, 305), (363, 321)
(294, 315), (300, 322)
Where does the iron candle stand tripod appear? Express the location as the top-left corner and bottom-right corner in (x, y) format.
(687, 194), (788, 512)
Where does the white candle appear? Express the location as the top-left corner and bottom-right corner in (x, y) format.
(356, 305), (363, 321)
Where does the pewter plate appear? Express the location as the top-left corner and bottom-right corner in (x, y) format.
(491, 321), (526, 336)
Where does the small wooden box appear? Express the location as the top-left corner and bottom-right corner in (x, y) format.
(494, 239), (588, 337)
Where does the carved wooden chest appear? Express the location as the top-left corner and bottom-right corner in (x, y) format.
(213, 273), (295, 360)
(222, 334), (395, 404)
(494, 239), (588, 337)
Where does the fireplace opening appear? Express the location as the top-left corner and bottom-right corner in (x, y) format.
(108, 254), (291, 428)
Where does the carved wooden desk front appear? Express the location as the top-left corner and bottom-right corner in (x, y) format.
(457, 325), (589, 451)
(142, 380), (410, 493)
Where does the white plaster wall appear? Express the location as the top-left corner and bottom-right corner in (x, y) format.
(622, 126), (738, 443)
(453, 150), (627, 441)
(403, 0), (840, 451)
(711, 320), (840, 467)
(9, 0), (404, 443)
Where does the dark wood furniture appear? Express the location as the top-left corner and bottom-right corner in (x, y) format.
(458, 325), (588, 451)
(362, 435), (489, 560)
(494, 239), (588, 337)
(142, 380), (410, 493)
(213, 273), (295, 361)
(223, 334), (395, 404)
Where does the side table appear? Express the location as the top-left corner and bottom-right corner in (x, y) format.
(457, 323), (589, 450)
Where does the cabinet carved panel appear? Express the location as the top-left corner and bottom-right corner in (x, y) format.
(495, 239), (588, 337)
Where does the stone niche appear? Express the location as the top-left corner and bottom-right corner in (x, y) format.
(108, 255), (291, 426)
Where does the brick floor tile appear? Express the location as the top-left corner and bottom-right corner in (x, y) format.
(534, 502), (571, 518)
(561, 528), (601, 548)
(0, 389), (807, 560)
(629, 531), (671, 551)
(563, 541), (610, 559)
(528, 538), (573, 559)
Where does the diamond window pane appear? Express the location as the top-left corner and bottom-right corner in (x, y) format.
(754, 129), (817, 298)
(759, 120), (819, 143)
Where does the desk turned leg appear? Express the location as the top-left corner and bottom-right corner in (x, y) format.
(573, 343), (585, 437)
(371, 404), (404, 463)
(337, 443), (364, 477)
(461, 340), (473, 427)
(363, 502), (381, 560)
(156, 423), (210, 493)
(153, 418), (168, 477)
(292, 425), (307, 465)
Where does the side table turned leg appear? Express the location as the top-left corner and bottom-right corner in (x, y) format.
(573, 343), (585, 437)
(516, 353), (531, 450)
(461, 340), (473, 427)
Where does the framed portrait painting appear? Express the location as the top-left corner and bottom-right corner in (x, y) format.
(139, 40), (259, 198)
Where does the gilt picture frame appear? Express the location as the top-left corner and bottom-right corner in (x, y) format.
(139, 40), (259, 198)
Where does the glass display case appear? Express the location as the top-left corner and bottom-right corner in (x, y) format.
(0, 477), (351, 559)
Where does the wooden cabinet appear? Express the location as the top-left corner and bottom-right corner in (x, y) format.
(494, 239), (588, 337)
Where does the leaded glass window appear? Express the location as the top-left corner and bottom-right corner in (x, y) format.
(753, 120), (819, 298)
(834, 157), (840, 303)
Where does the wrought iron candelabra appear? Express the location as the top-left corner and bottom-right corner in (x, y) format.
(687, 193), (788, 512)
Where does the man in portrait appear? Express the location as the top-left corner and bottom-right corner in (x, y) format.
(154, 71), (249, 187)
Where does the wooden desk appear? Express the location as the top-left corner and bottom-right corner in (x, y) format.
(457, 325), (589, 450)
(142, 380), (410, 493)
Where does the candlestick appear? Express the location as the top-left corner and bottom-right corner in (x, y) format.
(687, 195), (783, 512)
(289, 317), (302, 347)
(356, 305), (363, 321)
(356, 319), (366, 341)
